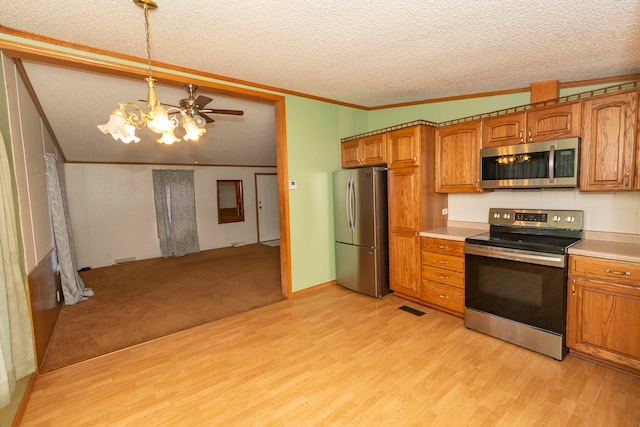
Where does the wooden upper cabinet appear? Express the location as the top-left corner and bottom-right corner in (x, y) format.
(527, 102), (581, 141)
(340, 134), (387, 168)
(388, 126), (421, 168)
(435, 121), (482, 193)
(340, 138), (362, 168)
(482, 112), (525, 147)
(361, 134), (387, 166)
(482, 103), (580, 148)
(580, 90), (638, 191)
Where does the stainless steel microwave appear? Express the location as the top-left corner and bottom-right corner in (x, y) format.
(480, 138), (579, 189)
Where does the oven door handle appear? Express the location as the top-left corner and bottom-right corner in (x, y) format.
(465, 244), (566, 268)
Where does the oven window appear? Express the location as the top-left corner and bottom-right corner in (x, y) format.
(478, 265), (542, 306)
(465, 254), (566, 334)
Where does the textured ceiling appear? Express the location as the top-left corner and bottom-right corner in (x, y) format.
(2, 1), (639, 164)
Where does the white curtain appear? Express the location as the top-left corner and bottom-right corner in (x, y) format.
(152, 169), (200, 258)
(44, 153), (93, 305)
(0, 132), (35, 408)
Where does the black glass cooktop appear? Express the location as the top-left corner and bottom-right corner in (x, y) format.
(466, 230), (582, 255)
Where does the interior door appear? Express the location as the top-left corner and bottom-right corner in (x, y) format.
(256, 173), (280, 242)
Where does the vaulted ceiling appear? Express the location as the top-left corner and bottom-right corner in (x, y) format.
(2, 1), (639, 165)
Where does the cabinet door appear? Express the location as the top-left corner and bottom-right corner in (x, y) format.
(341, 139), (362, 168)
(435, 121), (482, 193)
(482, 112), (525, 147)
(388, 167), (420, 296)
(567, 278), (640, 374)
(527, 102), (581, 142)
(361, 134), (387, 166)
(388, 126), (420, 168)
(580, 91), (637, 191)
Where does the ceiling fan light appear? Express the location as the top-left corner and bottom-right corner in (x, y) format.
(157, 130), (180, 145)
(98, 109), (128, 140)
(182, 115), (206, 141)
(193, 114), (207, 128)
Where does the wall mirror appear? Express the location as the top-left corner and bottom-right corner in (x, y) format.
(217, 180), (245, 224)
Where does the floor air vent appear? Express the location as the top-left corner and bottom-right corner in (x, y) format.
(398, 305), (425, 316)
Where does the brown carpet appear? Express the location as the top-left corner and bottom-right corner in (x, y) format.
(40, 243), (283, 373)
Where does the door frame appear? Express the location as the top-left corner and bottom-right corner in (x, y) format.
(0, 30), (293, 297)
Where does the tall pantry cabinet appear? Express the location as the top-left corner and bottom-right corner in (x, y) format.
(387, 125), (448, 298)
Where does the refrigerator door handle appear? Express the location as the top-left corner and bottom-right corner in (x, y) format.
(349, 177), (356, 232)
(345, 178), (351, 231)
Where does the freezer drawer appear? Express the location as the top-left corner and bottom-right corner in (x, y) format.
(335, 242), (388, 298)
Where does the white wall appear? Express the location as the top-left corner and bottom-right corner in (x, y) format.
(2, 55), (56, 273)
(449, 190), (640, 233)
(65, 163), (277, 269)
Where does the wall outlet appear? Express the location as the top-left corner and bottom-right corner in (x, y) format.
(442, 208), (448, 215)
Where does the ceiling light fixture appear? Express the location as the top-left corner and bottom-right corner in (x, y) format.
(98, 0), (206, 145)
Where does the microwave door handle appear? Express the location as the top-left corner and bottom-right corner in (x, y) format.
(548, 145), (556, 183)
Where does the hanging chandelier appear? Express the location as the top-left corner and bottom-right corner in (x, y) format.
(98, 0), (206, 145)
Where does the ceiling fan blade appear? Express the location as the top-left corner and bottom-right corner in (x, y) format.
(200, 108), (244, 116)
(202, 113), (215, 123)
(194, 95), (213, 109)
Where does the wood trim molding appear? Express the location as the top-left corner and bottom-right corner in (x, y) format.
(292, 280), (337, 297)
(10, 373), (37, 427)
(0, 29), (294, 298)
(3, 27), (638, 112)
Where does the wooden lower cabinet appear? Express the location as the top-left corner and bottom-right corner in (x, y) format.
(567, 255), (640, 376)
(419, 237), (465, 316)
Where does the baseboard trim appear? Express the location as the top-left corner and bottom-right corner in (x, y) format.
(11, 373), (37, 427)
(292, 280), (337, 298)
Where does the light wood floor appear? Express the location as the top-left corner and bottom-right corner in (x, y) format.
(21, 285), (639, 426)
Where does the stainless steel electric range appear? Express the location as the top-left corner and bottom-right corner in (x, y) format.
(464, 208), (583, 360)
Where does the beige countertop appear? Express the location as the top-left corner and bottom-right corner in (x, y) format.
(421, 223), (640, 264)
(420, 226), (487, 242)
(568, 239), (640, 264)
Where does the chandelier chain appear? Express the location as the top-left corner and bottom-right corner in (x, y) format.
(144, 4), (153, 78)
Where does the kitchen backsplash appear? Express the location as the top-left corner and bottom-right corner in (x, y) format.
(448, 190), (640, 234)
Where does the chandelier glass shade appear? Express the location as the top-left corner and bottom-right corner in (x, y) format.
(98, 0), (206, 145)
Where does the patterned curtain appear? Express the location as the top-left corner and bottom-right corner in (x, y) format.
(152, 170), (200, 258)
(44, 153), (93, 305)
(0, 132), (35, 408)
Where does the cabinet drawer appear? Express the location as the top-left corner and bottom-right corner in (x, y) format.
(569, 255), (640, 287)
(421, 251), (464, 272)
(421, 280), (464, 314)
(421, 265), (464, 289)
(420, 237), (464, 257)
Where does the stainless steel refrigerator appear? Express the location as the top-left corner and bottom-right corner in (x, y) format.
(333, 167), (389, 298)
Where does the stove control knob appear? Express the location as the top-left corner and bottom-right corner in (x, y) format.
(552, 215), (562, 222)
(565, 216), (575, 223)
(493, 212), (501, 219)
(502, 213), (511, 220)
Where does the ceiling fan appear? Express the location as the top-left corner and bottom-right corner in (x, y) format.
(141, 83), (244, 126)
(176, 83), (244, 126)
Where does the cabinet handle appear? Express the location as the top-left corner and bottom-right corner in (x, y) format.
(571, 279), (576, 296)
(436, 274), (449, 280)
(413, 154), (418, 162)
(475, 179), (480, 191)
(415, 230), (419, 240)
(436, 259), (449, 265)
(624, 172), (630, 190)
(528, 127), (532, 142)
(605, 269), (631, 276)
(519, 129), (524, 143)
(437, 294), (449, 299)
(437, 245), (448, 249)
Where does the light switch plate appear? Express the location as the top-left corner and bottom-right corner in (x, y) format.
(289, 180), (298, 190)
